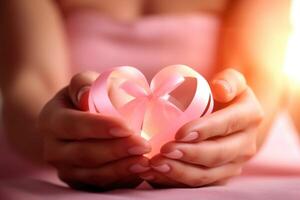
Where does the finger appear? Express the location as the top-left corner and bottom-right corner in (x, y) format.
(212, 178), (231, 186)
(139, 170), (187, 188)
(162, 130), (256, 167)
(40, 92), (133, 139)
(143, 172), (232, 188)
(57, 156), (150, 191)
(69, 71), (99, 110)
(211, 68), (247, 102)
(46, 135), (151, 167)
(149, 155), (242, 187)
(176, 88), (264, 142)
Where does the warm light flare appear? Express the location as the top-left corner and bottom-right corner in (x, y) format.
(283, 0), (300, 85)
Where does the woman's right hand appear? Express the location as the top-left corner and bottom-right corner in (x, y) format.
(39, 71), (151, 191)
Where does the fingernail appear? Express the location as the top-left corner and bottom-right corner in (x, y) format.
(214, 80), (232, 94)
(77, 86), (90, 103)
(179, 131), (199, 142)
(129, 164), (150, 173)
(140, 175), (155, 181)
(163, 150), (183, 159)
(152, 164), (171, 173)
(128, 146), (149, 155)
(109, 128), (131, 137)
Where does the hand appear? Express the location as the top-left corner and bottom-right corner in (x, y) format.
(139, 69), (264, 188)
(39, 71), (151, 191)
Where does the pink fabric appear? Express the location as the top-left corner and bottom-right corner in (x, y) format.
(66, 11), (220, 80)
(2, 176), (300, 200)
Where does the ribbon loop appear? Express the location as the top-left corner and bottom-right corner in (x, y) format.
(120, 80), (149, 98)
(151, 74), (185, 98)
(88, 65), (214, 157)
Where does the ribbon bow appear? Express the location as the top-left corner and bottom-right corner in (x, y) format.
(89, 65), (213, 156)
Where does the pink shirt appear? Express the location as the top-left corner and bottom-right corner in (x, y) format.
(65, 10), (221, 79)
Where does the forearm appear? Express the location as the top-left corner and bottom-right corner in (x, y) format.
(247, 69), (285, 148)
(0, 0), (70, 163)
(1, 67), (69, 164)
(288, 87), (300, 134)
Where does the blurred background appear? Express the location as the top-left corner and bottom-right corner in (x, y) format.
(244, 0), (300, 172)
(286, 0), (300, 133)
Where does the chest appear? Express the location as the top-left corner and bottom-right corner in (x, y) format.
(56, 0), (229, 21)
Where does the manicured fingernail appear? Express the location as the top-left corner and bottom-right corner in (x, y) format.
(152, 164), (171, 173)
(77, 86), (90, 103)
(109, 128), (131, 137)
(214, 80), (232, 94)
(129, 164), (150, 173)
(179, 131), (199, 142)
(163, 150), (183, 159)
(140, 175), (155, 181)
(128, 146), (149, 155)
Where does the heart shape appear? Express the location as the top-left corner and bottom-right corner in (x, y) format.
(88, 65), (213, 156)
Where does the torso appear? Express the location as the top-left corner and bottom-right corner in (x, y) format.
(56, 0), (230, 21)
(59, 0), (226, 80)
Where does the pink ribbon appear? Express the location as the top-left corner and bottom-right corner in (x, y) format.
(89, 65), (213, 156)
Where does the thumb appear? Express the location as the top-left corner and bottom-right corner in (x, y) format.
(68, 71), (99, 111)
(211, 68), (247, 103)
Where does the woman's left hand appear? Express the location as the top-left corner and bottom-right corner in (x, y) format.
(139, 69), (264, 187)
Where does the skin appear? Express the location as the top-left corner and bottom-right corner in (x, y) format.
(0, 0), (290, 190)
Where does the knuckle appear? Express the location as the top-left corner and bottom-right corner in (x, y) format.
(239, 136), (257, 162)
(207, 142), (227, 167)
(70, 71), (98, 86)
(226, 116), (240, 134)
(246, 90), (265, 125)
(249, 140), (257, 156)
(75, 146), (97, 166)
(233, 167), (243, 176)
(172, 166), (186, 181)
(226, 68), (245, 82)
(43, 141), (61, 166)
(56, 121), (77, 141)
(110, 145), (124, 159)
(245, 138), (257, 158)
(185, 144), (205, 164)
(187, 174), (212, 187)
(187, 179), (202, 187)
(111, 164), (126, 178)
(208, 155), (224, 167)
(189, 150), (202, 164)
(70, 72), (87, 85)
